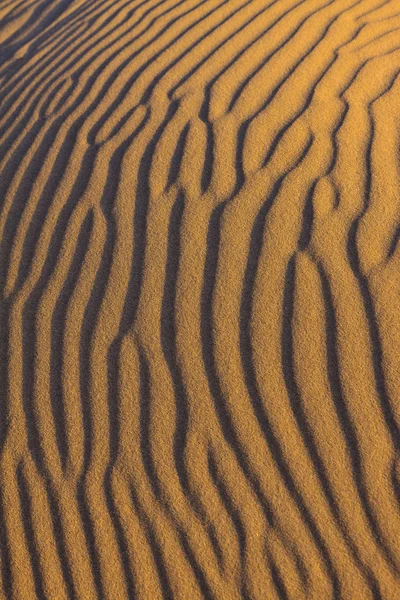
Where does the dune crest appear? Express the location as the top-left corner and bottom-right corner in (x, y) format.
(2, 0), (400, 598)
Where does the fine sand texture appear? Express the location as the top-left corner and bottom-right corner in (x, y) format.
(2, 0), (400, 598)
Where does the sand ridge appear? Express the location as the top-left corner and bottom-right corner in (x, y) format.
(1, 0), (400, 598)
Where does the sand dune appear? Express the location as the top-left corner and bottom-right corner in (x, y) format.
(1, 0), (400, 598)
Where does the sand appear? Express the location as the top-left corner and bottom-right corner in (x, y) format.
(1, 0), (400, 598)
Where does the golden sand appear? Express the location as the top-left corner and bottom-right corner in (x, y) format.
(1, 0), (400, 598)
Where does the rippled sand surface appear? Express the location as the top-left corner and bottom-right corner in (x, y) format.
(2, 1), (400, 598)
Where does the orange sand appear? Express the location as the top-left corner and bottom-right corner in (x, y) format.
(1, 0), (400, 598)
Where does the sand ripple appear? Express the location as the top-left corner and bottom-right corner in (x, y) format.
(2, 0), (400, 598)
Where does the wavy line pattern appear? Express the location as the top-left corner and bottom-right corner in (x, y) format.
(2, 0), (400, 598)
